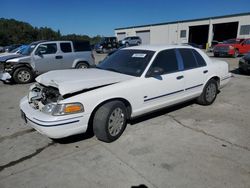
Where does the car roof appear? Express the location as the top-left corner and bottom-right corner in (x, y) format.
(122, 44), (195, 52)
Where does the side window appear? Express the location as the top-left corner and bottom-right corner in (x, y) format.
(148, 49), (179, 75)
(245, 39), (250, 45)
(36, 43), (57, 55)
(192, 49), (207, 67)
(179, 48), (197, 70)
(60, 42), (72, 53)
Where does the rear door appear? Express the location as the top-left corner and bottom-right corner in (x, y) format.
(178, 48), (208, 98)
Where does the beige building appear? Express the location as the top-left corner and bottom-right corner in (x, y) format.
(114, 12), (250, 48)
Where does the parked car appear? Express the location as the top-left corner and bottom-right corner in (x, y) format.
(95, 37), (118, 53)
(239, 52), (250, 74)
(0, 40), (95, 84)
(3, 44), (22, 53)
(213, 38), (250, 57)
(20, 45), (231, 142)
(119, 36), (142, 47)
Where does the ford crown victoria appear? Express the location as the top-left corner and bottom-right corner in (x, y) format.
(20, 45), (231, 142)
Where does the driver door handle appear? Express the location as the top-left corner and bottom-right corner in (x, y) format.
(55, 55), (63, 59)
(176, 75), (184, 80)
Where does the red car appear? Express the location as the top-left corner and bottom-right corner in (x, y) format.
(213, 38), (250, 57)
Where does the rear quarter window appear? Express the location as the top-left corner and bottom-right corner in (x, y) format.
(192, 49), (207, 67)
(73, 41), (91, 52)
(179, 48), (198, 70)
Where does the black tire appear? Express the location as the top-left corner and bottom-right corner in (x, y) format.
(93, 101), (127, 143)
(238, 68), (245, 74)
(233, 49), (239, 58)
(13, 67), (34, 84)
(214, 53), (219, 57)
(197, 79), (218, 105)
(75, 62), (89, 69)
(137, 42), (141, 46)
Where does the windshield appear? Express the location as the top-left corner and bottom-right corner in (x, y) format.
(10, 45), (27, 53)
(223, 39), (240, 44)
(20, 44), (37, 56)
(97, 49), (155, 77)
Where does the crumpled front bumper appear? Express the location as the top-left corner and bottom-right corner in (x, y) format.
(0, 71), (11, 81)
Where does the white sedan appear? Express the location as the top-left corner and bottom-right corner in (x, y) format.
(20, 45), (231, 142)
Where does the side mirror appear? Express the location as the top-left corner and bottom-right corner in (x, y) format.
(146, 67), (164, 77)
(36, 50), (44, 57)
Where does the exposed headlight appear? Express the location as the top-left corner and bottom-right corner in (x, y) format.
(42, 103), (57, 114)
(42, 103), (84, 116)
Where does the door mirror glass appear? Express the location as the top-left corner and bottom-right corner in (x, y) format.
(147, 67), (164, 77)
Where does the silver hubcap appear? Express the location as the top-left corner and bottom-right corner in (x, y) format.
(108, 107), (125, 137)
(206, 83), (216, 102)
(17, 70), (30, 82)
(77, 64), (87, 69)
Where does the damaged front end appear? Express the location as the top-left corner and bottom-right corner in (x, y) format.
(28, 84), (84, 116)
(0, 62), (12, 81)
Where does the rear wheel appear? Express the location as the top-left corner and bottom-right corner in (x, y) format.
(197, 79), (218, 105)
(13, 67), (33, 84)
(75, 62), (89, 69)
(93, 101), (127, 142)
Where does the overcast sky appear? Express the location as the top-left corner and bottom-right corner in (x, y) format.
(1, 0), (250, 36)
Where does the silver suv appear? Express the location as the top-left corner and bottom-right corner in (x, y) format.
(0, 40), (95, 84)
(119, 36), (141, 47)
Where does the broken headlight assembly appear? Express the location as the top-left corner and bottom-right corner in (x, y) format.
(4, 62), (15, 71)
(42, 103), (84, 116)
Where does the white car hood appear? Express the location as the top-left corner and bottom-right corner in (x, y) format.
(36, 68), (134, 95)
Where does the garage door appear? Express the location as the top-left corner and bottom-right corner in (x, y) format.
(117, 32), (126, 41)
(136, 30), (150, 44)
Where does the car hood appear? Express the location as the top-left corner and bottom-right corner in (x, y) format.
(6, 55), (31, 63)
(36, 68), (134, 96)
(0, 53), (23, 62)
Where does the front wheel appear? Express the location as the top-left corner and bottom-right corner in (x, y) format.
(13, 67), (34, 84)
(197, 79), (218, 105)
(93, 101), (127, 142)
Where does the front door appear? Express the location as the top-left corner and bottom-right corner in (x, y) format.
(137, 49), (185, 114)
(33, 42), (61, 74)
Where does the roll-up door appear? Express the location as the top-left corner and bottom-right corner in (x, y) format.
(136, 30), (150, 44)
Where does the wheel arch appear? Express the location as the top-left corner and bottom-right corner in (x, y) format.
(72, 59), (89, 68)
(87, 97), (132, 130)
(205, 76), (220, 89)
